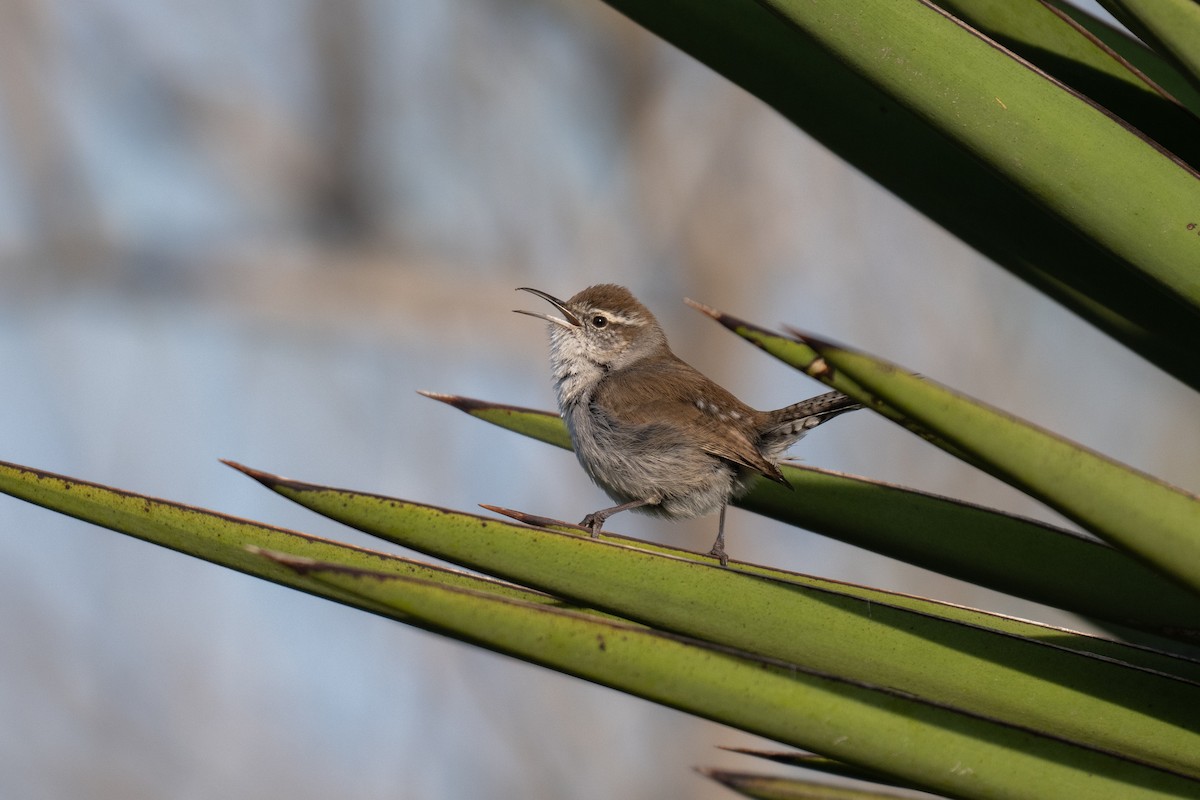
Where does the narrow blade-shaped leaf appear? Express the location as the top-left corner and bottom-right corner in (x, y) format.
(484, 502), (1200, 681)
(752, 0), (1200, 304)
(1048, 0), (1200, 113)
(754, 328), (1200, 594)
(228, 463), (1200, 778)
(482, 504), (1200, 681)
(601, 0), (1200, 388)
(260, 551), (1200, 800)
(1102, 0), (1200, 92)
(937, 0), (1200, 167)
(0, 458), (580, 618)
(421, 390), (1200, 642)
(3, 455), (1198, 794)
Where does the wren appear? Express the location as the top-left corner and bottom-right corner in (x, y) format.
(516, 284), (859, 565)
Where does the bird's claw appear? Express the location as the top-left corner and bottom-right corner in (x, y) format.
(579, 513), (604, 538)
(706, 544), (730, 567)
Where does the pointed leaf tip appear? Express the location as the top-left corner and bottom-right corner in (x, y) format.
(419, 391), (556, 417)
(220, 460), (315, 495)
(250, 547), (404, 581)
(219, 459), (275, 486)
(780, 325), (841, 352)
(416, 390), (479, 411)
(682, 297), (720, 318)
(245, 545), (321, 571)
(479, 503), (588, 532)
(779, 327), (853, 382)
(478, 503), (538, 523)
(695, 769), (745, 789)
(684, 298), (775, 339)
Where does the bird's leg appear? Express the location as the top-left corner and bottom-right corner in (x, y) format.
(706, 503), (729, 566)
(580, 498), (655, 537)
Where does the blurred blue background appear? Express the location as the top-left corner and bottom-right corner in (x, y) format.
(2, 1), (1197, 797)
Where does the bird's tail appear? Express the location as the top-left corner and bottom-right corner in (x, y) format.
(761, 390), (862, 443)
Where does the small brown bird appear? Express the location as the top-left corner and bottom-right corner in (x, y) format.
(516, 284), (859, 564)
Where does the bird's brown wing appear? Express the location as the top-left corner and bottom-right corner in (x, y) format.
(698, 431), (787, 485)
(591, 357), (788, 485)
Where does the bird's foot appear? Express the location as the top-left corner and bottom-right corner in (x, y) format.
(706, 543), (729, 567)
(579, 513), (605, 538)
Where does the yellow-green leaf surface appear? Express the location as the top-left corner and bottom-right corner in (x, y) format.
(483, 504), (1200, 680)
(3, 455), (1199, 795)
(487, 502), (1200, 679)
(602, 0), (1200, 389)
(259, 551), (1200, 800)
(937, 0), (1200, 167)
(754, 0), (1200, 302)
(705, 307), (1200, 599)
(0, 459), (577, 619)
(418, 391), (571, 449)
(1048, 0), (1200, 114)
(421, 390), (1200, 642)
(759, 327), (1200, 594)
(1102, 0), (1200, 93)
(229, 463), (1200, 778)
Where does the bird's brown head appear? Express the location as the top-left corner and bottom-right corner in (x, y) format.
(515, 283), (669, 377)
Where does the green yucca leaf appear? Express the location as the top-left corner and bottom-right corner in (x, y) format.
(731, 323), (1200, 595)
(1100, 0), (1200, 93)
(256, 548), (1200, 800)
(227, 462), (1200, 778)
(938, 0), (1200, 165)
(602, 0), (1200, 389)
(420, 390), (1200, 643)
(4, 454), (1196, 796)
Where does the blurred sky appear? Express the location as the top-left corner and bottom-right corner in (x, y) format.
(1, 1), (1197, 798)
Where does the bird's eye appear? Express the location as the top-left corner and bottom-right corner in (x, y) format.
(591, 315), (608, 328)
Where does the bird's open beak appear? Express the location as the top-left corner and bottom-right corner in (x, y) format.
(514, 287), (581, 328)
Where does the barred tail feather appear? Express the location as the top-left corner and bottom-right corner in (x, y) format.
(763, 391), (861, 438)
